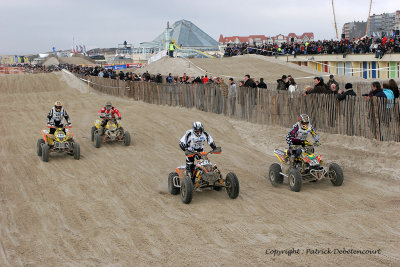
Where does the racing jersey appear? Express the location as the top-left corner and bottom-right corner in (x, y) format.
(47, 107), (70, 124)
(179, 129), (216, 152)
(286, 122), (319, 146)
(99, 106), (121, 119)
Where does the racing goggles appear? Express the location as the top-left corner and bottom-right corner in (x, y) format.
(300, 121), (309, 128)
(105, 105), (112, 110)
(55, 105), (62, 111)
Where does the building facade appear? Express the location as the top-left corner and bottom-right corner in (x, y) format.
(368, 11), (400, 37)
(342, 21), (367, 39)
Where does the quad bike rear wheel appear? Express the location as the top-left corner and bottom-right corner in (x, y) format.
(269, 163), (284, 186)
(180, 176), (193, 204)
(37, 139), (45, 156)
(73, 142), (80, 160)
(168, 172), (180, 195)
(329, 163), (344, 186)
(41, 144), (49, 162)
(288, 167), (302, 192)
(225, 172), (239, 199)
(124, 131), (131, 146)
(94, 133), (102, 148)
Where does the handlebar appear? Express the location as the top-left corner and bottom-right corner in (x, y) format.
(185, 147), (222, 157)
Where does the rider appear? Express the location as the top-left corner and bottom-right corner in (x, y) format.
(179, 122), (217, 180)
(286, 114), (320, 161)
(98, 101), (121, 135)
(47, 100), (71, 135)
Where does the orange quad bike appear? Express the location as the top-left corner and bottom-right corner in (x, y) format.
(37, 124), (80, 162)
(168, 147), (239, 204)
(269, 140), (343, 192)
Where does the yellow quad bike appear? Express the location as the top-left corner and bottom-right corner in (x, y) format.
(91, 115), (130, 148)
(37, 124), (80, 162)
(269, 141), (343, 192)
(168, 147), (239, 204)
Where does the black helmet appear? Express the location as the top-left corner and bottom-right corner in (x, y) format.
(192, 121), (204, 137)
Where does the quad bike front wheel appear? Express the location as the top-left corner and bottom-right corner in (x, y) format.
(73, 142), (80, 160)
(94, 133), (102, 148)
(180, 176), (193, 204)
(41, 144), (49, 162)
(288, 167), (302, 192)
(168, 172), (180, 195)
(37, 139), (45, 156)
(91, 126), (96, 142)
(124, 131), (131, 146)
(225, 172), (239, 199)
(269, 163), (284, 186)
(329, 163), (344, 186)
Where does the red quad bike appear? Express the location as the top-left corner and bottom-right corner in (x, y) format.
(37, 124), (80, 162)
(168, 147), (239, 204)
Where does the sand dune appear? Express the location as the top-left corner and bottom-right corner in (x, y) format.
(0, 72), (399, 266)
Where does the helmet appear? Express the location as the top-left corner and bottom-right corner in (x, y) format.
(54, 101), (62, 112)
(299, 114), (310, 130)
(105, 101), (112, 110)
(192, 121), (204, 137)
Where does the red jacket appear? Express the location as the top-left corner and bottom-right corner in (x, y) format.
(99, 106), (121, 118)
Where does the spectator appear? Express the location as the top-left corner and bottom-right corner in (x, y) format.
(228, 78), (237, 116)
(326, 74), (339, 91)
(258, 77), (267, 89)
(203, 75), (209, 84)
(337, 83), (357, 101)
(277, 75), (287, 90)
(168, 42), (175, 57)
(118, 71), (125, 80)
(288, 77), (297, 93)
(329, 83), (338, 95)
(302, 77), (328, 95)
(244, 74), (256, 88)
(369, 81), (387, 98)
(388, 79), (399, 98)
(382, 81), (394, 107)
(166, 73), (173, 83)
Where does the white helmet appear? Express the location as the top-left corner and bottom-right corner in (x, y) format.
(54, 100), (62, 112)
(299, 114), (310, 130)
(192, 121), (204, 137)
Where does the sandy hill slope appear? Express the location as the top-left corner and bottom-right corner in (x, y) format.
(142, 54), (364, 83)
(0, 73), (399, 265)
(43, 55), (95, 67)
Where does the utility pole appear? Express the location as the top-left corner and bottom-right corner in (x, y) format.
(331, 0), (339, 40)
(365, 0), (373, 36)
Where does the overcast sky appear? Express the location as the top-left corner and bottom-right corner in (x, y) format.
(0, 0), (398, 54)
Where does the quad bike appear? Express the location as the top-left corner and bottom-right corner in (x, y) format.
(269, 141), (343, 192)
(37, 124), (80, 162)
(91, 114), (130, 148)
(168, 147), (239, 204)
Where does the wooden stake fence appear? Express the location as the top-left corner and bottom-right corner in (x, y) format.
(79, 75), (400, 142)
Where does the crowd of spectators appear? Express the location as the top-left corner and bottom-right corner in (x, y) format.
(224, 35), (400, 58)
(300, 74), (399, 102)
(64, 64), (229, 85)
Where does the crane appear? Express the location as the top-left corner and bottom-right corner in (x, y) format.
(331, 0), (339, 40)
(365, 0), (373, 36)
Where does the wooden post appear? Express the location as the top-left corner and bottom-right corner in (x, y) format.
(372, 96), (380, 140)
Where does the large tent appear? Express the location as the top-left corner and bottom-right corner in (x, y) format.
(153, 19), (219, 50)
